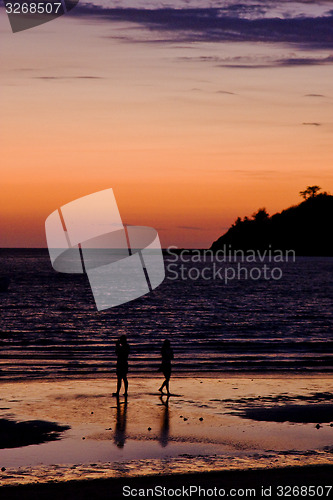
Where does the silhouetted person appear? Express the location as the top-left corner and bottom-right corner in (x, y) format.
(158, 394), (170, 448)
(158, 339), (174, 396)
(114, 397), (128, 448)
(113, 335), (130, 397)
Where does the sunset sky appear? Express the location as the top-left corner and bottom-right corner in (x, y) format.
(1, 0), (333, 248)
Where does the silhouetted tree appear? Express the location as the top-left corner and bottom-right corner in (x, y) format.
(299, 185), (321, 200)
(210, 188), (333, 256)
(252, 208), (269, 222)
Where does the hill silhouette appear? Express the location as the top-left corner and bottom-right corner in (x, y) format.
(210, 193), (333, 256)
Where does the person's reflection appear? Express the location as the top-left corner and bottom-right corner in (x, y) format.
(158, 394), (170, 448)
(114, 396), (128, 448)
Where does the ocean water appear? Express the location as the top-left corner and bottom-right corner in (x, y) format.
(0, 250), (332, 380)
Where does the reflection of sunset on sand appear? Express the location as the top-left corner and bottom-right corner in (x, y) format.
(0, 376), (332, 486)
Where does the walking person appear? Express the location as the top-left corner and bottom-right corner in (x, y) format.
(158, 339), (174, 396)
(113, 335), (130, 397)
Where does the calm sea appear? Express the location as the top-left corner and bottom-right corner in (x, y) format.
(0, 249), (332, 380)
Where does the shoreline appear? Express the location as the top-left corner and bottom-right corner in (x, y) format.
(1, 372), (333, 384)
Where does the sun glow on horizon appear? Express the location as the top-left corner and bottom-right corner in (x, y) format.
(1, 7), (332, 248)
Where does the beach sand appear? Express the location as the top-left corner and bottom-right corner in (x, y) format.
(0, 376), (332, 497)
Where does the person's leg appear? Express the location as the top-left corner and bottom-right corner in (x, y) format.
(165, 376), (170, 395)
(123, 376), (128, 396)
(159, 378), (166, 392)
(115, 375), (122, 395)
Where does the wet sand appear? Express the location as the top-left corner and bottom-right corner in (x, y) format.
(2, 465), (333, 500)
(0, 376), (332, 493)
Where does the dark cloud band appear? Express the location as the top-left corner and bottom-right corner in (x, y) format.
(72, 5), (333, 48)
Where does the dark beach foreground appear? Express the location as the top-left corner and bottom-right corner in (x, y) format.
(0, 377), (332, 498)
(2, 465), (333, 500)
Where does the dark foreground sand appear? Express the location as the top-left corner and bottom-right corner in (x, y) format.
(0, 377), (332, 497)
(2, 465), (333, 500)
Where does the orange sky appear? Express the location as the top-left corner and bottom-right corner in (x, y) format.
(1, 9), (333, 248)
